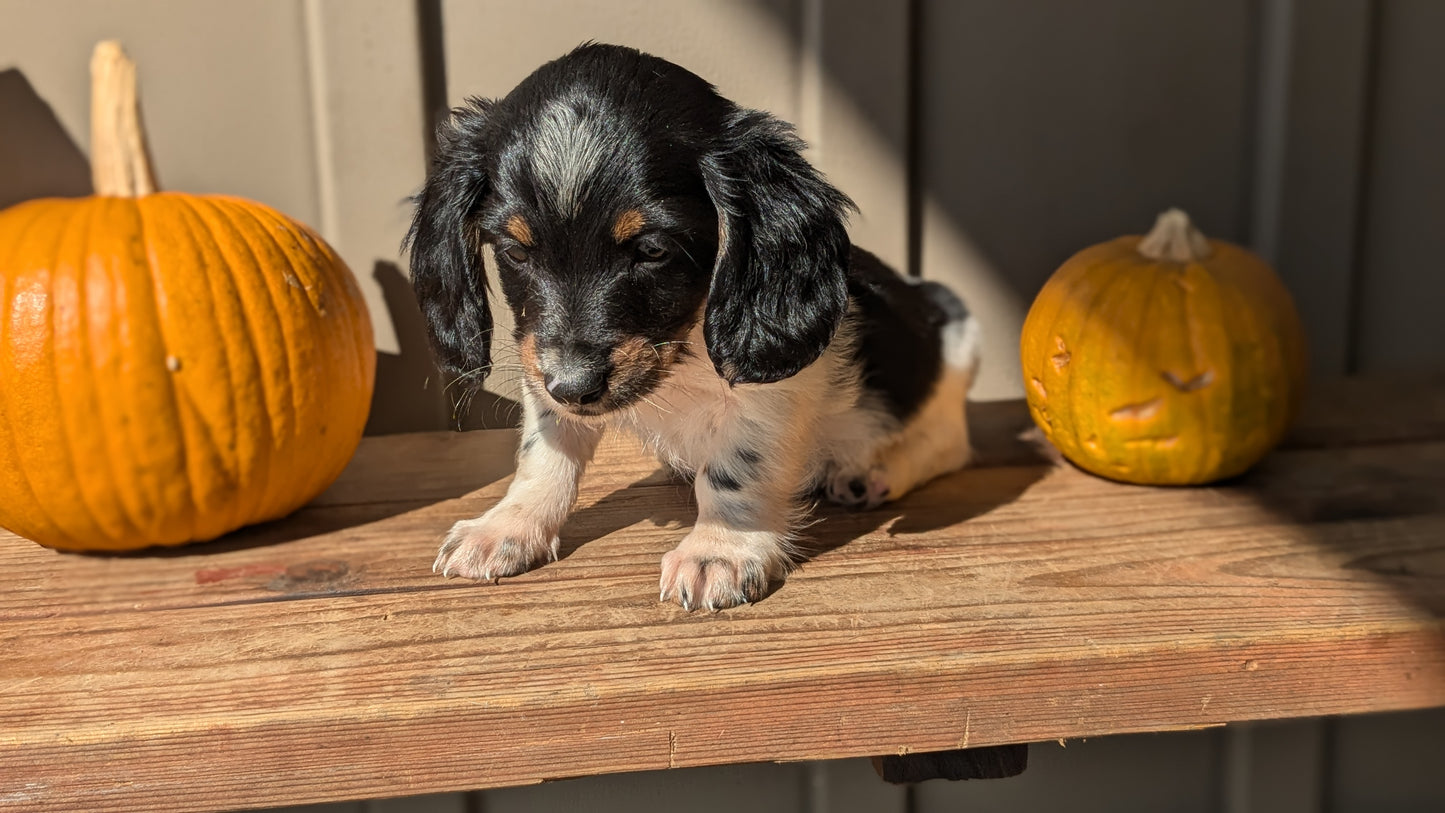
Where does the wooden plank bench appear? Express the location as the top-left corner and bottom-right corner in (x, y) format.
(2, 377), (1442, 812)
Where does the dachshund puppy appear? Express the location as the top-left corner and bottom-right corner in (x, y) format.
(406, 43), (980, 610)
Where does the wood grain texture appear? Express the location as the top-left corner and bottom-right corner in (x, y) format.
(1, 377), (1442, 812)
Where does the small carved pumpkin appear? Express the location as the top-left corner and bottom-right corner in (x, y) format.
(0, 42), (375, 550)
(1021, 209), (1307, 485)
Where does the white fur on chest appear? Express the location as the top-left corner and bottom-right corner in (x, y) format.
(607, 324), (857, 479)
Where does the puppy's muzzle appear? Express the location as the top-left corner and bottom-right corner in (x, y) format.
(541, 352), (611, 407)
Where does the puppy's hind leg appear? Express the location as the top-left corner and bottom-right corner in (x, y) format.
(829, 312), (981, 509)
(875, 312), (981, 503)
(435, 391), (603, 580)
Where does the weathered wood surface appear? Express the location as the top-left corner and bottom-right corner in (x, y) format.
(1, 377), (1442, 812)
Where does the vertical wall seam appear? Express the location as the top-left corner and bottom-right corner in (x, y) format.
(300, 0), (340, 245)
(413, 0), (455, 427)
(416, 0), (450, 164)
(1319, 716), (1340, 813)
(803, 760), (829, 813)
(798, 0), (826, 162)
(1344, 0), (1384, 377)
(1222, 721), (1257, 813)
(904, 0), (923, 279)
(1224, 0), (1295, 797)
(1247, 0), (1295, 264)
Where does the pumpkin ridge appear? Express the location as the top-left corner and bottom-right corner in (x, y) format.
(0, 203), (84, 547)
(1223, 265), (1282, 475)
(1064, 261), (1136, 466)
(83, 198), (156, 543)
(178, 194), (284, 530)
(230, 199), (327, 308)
(226, 199), (362, 513)
(255, 204), (375, 410)
(230, 196), (353, 516)
(47, 201), (121, 546)
(1034, 253), (1108, 448)
(1181, 263), (1222, 482)
(208, 196), (318, 519)
(1124, 259), (1168, 479)
(133, 198), (203, 541)
(163, 194), (252, 537)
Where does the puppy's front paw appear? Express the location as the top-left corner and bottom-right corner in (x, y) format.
(659, 528), (789, 611)
(434, 506), (559, 581)
(825, 465), (891, 510)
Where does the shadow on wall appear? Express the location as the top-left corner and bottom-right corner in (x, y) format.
(0, 68), (92, 208)
(366, 261), (520, 435)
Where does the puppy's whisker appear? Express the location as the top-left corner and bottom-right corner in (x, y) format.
(638, 394), (671, 415)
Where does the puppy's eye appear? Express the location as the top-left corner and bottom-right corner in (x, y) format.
(503, 245), (530, 264)
(635, 239), (670, 264)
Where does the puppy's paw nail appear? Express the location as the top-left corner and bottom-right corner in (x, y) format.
(433, 513), (557, 581)
(659, 535), (782, 612)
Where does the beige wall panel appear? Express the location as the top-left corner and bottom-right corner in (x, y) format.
(1354, 0), (1445, 374)
(918, 0), (1255, 399)
(0, 0), (320, 226)
(301, 0), (449, 434)
(1273, 0), (1374, 377)
(442, 0), (803, 122)
(810, 0), (910, 272)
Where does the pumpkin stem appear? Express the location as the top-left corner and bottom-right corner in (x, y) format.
(1137, 208), (1212, 263)
(90, 40), (159, 197)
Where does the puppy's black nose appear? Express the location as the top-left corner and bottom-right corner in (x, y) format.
(544, 367), (608, 406)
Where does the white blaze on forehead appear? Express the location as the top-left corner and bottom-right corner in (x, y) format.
(531, 98), (616, 216)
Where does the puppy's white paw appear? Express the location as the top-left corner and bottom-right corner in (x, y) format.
(434, 506), (559, 581)
(825, 465), (891, 510)
(659, 528), (788, 611)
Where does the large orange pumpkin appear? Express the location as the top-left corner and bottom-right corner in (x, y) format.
(1021, 209), (1307, 485)
(0, 42), (375, 551)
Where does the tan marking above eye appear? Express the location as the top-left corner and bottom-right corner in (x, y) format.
(506, 214), (534, 246)
(612, 209), (646, 242)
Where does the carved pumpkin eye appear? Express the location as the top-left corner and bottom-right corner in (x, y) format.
(503, 245), (530, 264)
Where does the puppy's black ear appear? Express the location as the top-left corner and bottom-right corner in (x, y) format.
(403, 99), (494, 380)
(700, 109), (855, 385)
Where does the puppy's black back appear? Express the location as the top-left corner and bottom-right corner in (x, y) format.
(847, 247), (967, 422)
